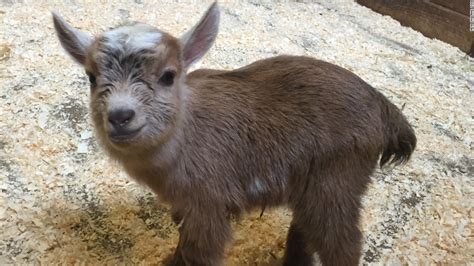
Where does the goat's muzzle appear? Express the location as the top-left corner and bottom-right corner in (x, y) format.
(107, 108), (144, 142)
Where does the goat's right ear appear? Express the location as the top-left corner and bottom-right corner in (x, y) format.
(52, 12), (93, 65)
(180, 2), (220, 70)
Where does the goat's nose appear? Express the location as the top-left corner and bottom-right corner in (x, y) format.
(108, 109), (135, 128)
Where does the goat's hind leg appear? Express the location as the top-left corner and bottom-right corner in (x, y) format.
(282, 221), (314, 266)
(290, 169), (371, 265)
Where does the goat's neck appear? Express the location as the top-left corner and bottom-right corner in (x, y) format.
(148, 82), (191, 169)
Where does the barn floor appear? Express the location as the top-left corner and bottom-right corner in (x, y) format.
(0, 0), (472, 265)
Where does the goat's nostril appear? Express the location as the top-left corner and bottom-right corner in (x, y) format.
(108, 109), (135, 127)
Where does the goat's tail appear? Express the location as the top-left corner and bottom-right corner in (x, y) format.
(378, 94), (417, 167)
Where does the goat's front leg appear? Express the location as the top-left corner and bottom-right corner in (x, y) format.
(170, 207), (183, 225)
(168, 205), (231, 266)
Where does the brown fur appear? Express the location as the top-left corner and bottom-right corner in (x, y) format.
(53, 3), (416, 265)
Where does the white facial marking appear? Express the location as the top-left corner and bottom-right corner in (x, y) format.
(108, 92), (139, 113)
(103, 24), (162, 51)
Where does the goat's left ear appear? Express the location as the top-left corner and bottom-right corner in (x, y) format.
(180, 2), (220, 70)
(52, 12), (93, 65)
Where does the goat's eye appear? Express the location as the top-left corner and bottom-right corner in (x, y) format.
(86, 71), (96, 86)
(158, 70), (176, 86)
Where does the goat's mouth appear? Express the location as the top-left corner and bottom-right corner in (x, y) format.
(108, 125), (145, 143)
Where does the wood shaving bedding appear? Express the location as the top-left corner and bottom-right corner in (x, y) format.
(0, 0), (472, 264)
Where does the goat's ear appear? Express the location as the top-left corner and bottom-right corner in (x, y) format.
(180, 2), (220, 69)
(52, 12), (93, 65)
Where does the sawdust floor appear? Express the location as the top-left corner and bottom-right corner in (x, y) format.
(0, 0), (472, 265)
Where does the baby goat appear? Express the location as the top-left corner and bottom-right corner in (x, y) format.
(53, 3), (416, 265)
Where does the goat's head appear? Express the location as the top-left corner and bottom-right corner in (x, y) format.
(53, 3), (219, 155)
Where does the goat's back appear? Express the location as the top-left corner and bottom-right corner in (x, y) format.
(176, 56), (387, 210)
(186, 55), (385, 156)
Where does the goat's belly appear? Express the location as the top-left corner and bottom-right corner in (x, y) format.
(243, 177), (288, 211)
